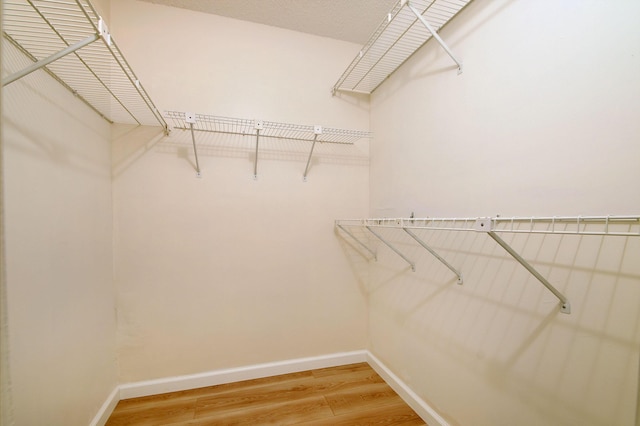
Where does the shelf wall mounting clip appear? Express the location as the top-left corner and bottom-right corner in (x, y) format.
(474, 218), (571, 314)
(336, 224), (377, 260)
(97, 17), (112, 46)
(303, 125), (323, 181)
(185, 112), (201, 178)
(366, 226), (416, 272)
(402, 220), (463, 284)
(405, 1), (464, 74)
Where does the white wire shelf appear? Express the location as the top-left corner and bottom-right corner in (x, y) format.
(2, 0), (168, 131)
(165, 111), (371, 145)
(332, 0), (472, 95)
(337, 215), (640, 237)
(336, 215), (640, 315)
(165, 111), (371, 178)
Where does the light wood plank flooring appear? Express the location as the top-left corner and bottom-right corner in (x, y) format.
(106, 362), (427, 425)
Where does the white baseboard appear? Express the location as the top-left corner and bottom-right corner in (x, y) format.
(118, 350), (368, 400)
(90, 350), (446, 426)
(89, 386), (119, 426)
(366, 352), (449, 426)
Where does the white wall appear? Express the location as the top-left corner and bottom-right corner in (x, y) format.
(110, 0), (370, 383)
(2, 39), (118, 425)
(367, 1), (640, 425)
(0, 9), (10, 426)
(8, 1), (636, 424)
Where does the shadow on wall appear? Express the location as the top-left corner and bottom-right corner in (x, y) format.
(337, 223), (640, 425)
(156, 128), (370, 175)
(111, 124), (166, 178)
(3, 111), (109, 180)
(334, 226), (373, 297)
(110, 122), (369, 180)
(331, 90), (371, 110)
(369, 0), (518, 105)
(2, 42), (112, 178)
(3, 39), (167, 182)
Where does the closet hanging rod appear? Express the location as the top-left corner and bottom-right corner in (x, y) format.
(3, 0), (168, 131)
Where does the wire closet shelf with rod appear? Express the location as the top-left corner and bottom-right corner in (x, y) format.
(332, 0), (473, 95)
(2, 0), (168, 131)
(335, 215), (640, 315)
(165, 111), (371, 179)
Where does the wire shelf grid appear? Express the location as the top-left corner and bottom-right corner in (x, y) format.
(336, 215), (639, 315)
(336, 216), (640, 237)
(333, 0), (472, 94)
(165, 111), (371, 145)
(3, 0), (167, 130)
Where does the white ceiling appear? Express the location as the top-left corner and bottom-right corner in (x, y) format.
(137, 0), (397, 44)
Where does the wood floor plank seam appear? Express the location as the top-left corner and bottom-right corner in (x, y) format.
(322, 394), (338, 418)
(106, 363), (427, 425)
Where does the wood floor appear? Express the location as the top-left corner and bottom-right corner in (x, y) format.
(106, 362), (427, 425)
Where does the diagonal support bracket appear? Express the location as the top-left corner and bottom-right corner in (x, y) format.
(253, 120), (263, 180)
(2, 32), (99, 86)
(406, 1), (463, 74)
(366, 226), (415, 271)
(403, 227), (463, 284)
(185, 112), (201, 178)
(303, 125), (323, 181)
(3, 31), (112, 123)
(475, 218), (571, 314)
(337, 224), (377, 260)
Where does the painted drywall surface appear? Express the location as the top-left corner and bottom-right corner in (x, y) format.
(92, 0), (111, 22)
(110, 0), (370, 130)
(371, 1), (640, 219)
(368, 1), (640, 425)
(0, 11), (10, 426)
(110, 0), (369, 382)
(2, 42), (117, 425)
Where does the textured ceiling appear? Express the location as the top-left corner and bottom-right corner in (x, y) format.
(136, 0), (397, 44)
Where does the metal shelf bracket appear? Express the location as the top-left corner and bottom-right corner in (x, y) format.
(3, 33), (99, 87)
(403, 224), (463, 284)
(336, 224), (377, 260)
(3, 2), (168, 130)
(474, 218), (571, 314)
(336, 215), (640, 315)
(185, 112), (201, 178)
(303, 125), (323, 181)
(254, 120), (264, 180)
(332, 0), (470, 95)
(406, 1), (463, 74)
(366, 226), (416, 272)
(165, 111), (370, 178)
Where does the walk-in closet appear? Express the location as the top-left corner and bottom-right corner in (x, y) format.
(2, 0), (639, 425)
